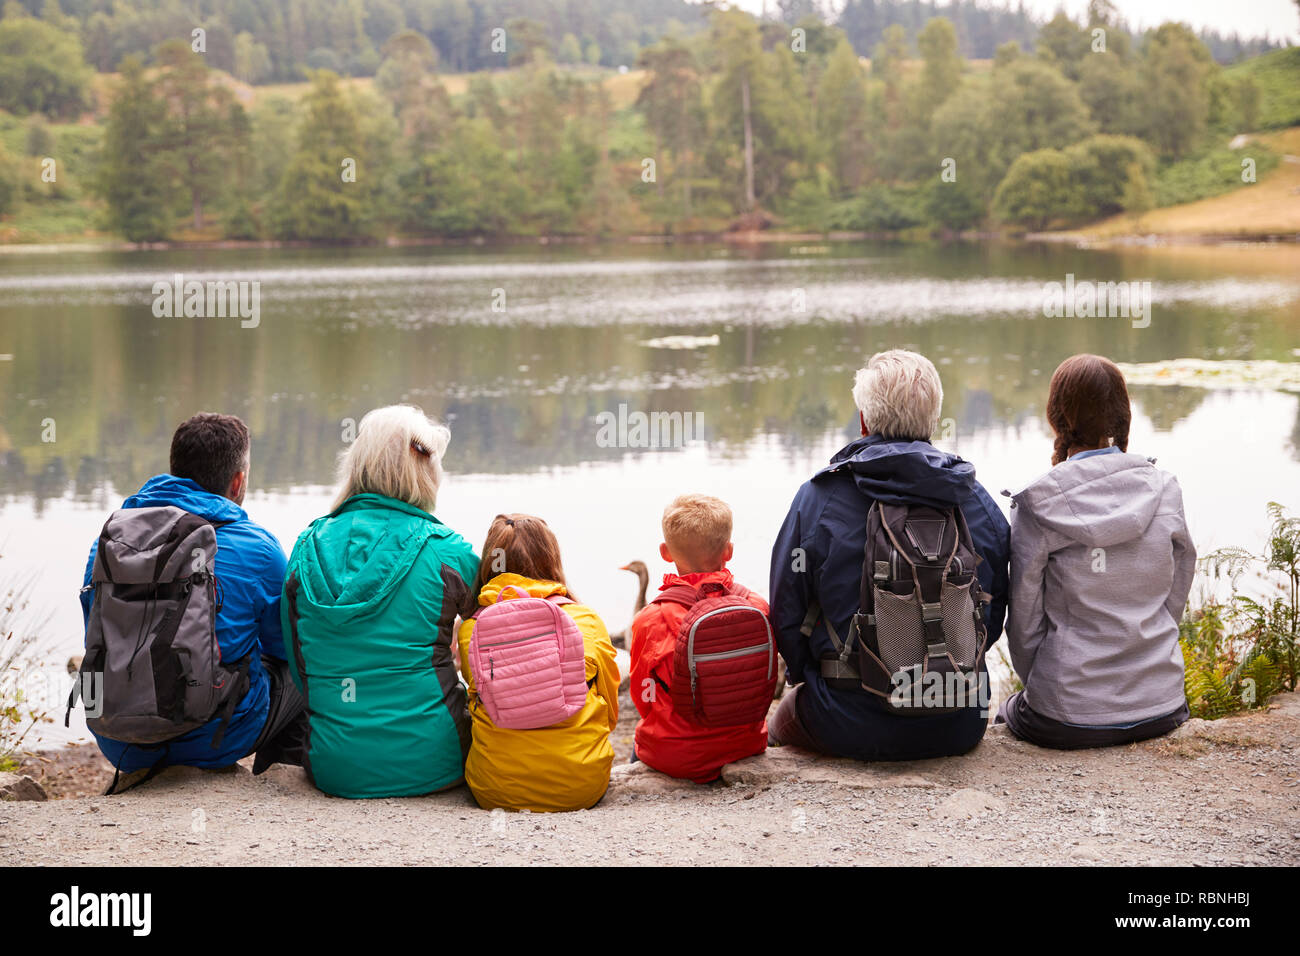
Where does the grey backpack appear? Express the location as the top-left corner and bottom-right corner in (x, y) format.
(67, 506), (250, 748)
(810, 500), (990, 714)
(853, 501), (989, 714)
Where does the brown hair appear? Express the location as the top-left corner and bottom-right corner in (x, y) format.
(170, 413), (250, 496)
(1045, 354), (1131, 466)
(471, 513), (575, 601)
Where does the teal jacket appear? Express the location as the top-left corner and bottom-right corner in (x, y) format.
(282, 494), (480, 798)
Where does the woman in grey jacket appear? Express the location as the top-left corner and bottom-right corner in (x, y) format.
(1000, 354), (1195, 749)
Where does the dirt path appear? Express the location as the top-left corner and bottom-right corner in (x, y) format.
(4, 692), (1297, 867)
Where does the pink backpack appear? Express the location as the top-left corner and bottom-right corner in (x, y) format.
(468, 585), (588, 730)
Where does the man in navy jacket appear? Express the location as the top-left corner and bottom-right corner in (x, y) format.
(769, 350), (1010, 761)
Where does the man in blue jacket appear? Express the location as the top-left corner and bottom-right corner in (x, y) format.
(769, 350), (1010, 761)
(79, 413), (305, 788)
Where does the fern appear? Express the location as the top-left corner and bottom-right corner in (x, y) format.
(1183, 503), (1300, 719)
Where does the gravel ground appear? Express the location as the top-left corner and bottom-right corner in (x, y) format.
(4, 691), (1297, 867)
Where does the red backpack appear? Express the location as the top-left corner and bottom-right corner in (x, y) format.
(654, 581), (777, 727)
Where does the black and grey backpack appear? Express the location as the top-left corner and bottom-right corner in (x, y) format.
(811, 500), (990, 714)
(67, 506), (250, 748)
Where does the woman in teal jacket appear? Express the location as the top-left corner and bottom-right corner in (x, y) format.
(282, 405), (479, 798)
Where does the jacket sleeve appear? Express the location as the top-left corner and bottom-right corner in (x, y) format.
(769, 484), (816, 685)
(1164, 483), (1197, 627)
(629, 605), (672, 719)
(79, 540), (97, 629)
(569, 605), (619, 732)
(255, 533), (289, 661)
(457, 617), (477, 696)
(973, 488), (1012, 649)
(1006, 504), (1049, 684)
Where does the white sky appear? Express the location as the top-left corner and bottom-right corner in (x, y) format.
(724, 0), (1300, 44)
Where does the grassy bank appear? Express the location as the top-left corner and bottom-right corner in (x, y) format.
(1074, 127), (1300, 241)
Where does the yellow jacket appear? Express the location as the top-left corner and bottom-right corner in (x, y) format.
(458, 573), (620, 812)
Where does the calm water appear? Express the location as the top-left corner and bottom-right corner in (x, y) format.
(3, 240), (1299, 746)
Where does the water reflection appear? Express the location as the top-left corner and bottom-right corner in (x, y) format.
(3, 242), (1298, 514)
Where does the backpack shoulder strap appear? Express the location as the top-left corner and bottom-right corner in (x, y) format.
(651, 584), (699, 609)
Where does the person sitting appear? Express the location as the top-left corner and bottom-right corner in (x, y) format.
(629, 494), (773, 783)
(77, 413), (304, 792)
(281, 405), (479, 798)
(768, 349), (1010, 760)
(999, 354), (1194, 749)
(458, 514), (619, 812)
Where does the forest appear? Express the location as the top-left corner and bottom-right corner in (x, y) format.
(0, 0), (1297, 242)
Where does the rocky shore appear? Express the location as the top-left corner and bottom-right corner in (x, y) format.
(4, 692), (1297, 867)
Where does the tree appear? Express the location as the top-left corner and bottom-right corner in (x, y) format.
(234, 32), (272, 84)
(399, 117), (522, 236)
(1066, 135), (1156, 218)
(271, 70), (371, 240)
(375, 30), (453, 149)
(993, 148), (1073, 229)
(1077, 52), (1143, 137)
(1036, 11), (1089, 80)
(915, 17), (962, 122)
(505, 17), (550, 67)
(637, 37), (706, 213)
(151, 40), (244, 231)
(0, 143), (19, 217)
(815, 37), (871, 194)
(932, 58), (1094, 202)
(1121, 160), (1153, 229)
(96, 57), (172, 242)
(0, 16), (92, 118)
(1139, 23), (1215, 159)
(710, 8), (810, 213)
(557, 32), (582, 64)
(711, 8), (762, 211)
(871, 23), (908, 131)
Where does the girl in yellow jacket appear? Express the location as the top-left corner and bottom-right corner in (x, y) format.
(457, 513), (619, 812)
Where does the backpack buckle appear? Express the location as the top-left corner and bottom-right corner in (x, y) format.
(920, 601), (943, 622)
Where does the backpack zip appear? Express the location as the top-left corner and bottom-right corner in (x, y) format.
(691, 642), (771, 661)
(481, 629), (555, 649)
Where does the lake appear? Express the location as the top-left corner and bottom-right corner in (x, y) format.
(3, 239), (1299, 746)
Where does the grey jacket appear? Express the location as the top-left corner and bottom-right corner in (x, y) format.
(1006, 451), (1195, 726)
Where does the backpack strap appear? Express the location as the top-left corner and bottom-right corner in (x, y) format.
(651, 583), (701, 609)
(209, 654), (252, 750)
(469, 589), (574, 620)
(803, 600), (860, 683)
(652, 578), (743, 610)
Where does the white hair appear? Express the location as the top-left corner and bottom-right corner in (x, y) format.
(332, 405), (450, 513)
(851, 350), (944, 441)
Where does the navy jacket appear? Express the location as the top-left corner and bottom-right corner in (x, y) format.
(80, 475), (288, 771)
(769, 434), (1010, 761)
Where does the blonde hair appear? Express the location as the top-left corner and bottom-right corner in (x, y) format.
(332, 405), (450, 513)
(851, 349), (944, 441)
(662, 494), (732, 568)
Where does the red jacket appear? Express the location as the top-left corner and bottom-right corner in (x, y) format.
(630, 568), (770, 783)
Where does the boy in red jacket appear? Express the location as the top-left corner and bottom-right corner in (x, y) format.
(629, 494), (771, 782)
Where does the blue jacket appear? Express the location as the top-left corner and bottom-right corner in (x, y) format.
(769, 434), (1010, 761)
(79, 475), (287, 771)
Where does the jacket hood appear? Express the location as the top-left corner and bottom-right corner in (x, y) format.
(816, 434), (977, 508)
(292, 493), (450, 623)
(660, 568), (733, 592)
(477, 573), (569, 607)
(122, 473), (246, 524)
(1009, 452), (1164, 547)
